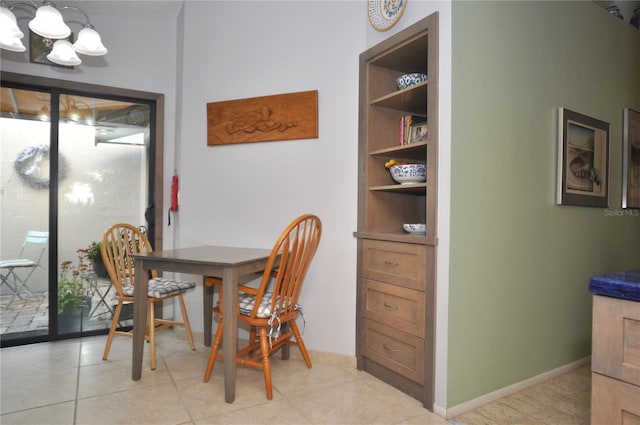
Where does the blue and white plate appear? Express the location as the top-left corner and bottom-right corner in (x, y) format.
(368, 0), (407, 31)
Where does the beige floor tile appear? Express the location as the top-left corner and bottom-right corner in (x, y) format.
(1, 334), (592, 425)
(496, 392), (547, 416)
(194, 398), (312, 425)
(0, 400), (75, 424)
(529, 406), (585, 425)
(395, 411), (452, 425)
(162, 345), (211, 382)
(78, 357), (172, 399)
(75, 382), (191, 425)
(267, 356), (360, 398)
(1, 339), (80, 379)
(175, 367), (281, 421)
(453, 410), (499, 425)
(356, 372), (433, 416)
(0, 366), (78, 414)
(473, 402), (528, 424)
(287, 380), (423, 424)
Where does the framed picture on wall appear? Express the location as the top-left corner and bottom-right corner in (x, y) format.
(623, 108), (640, 209)
(557, 108), (610, 207)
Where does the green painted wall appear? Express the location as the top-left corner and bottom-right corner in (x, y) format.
(448, 1), (640, 407)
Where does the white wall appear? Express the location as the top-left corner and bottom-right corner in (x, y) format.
(176, 1), (363, 356)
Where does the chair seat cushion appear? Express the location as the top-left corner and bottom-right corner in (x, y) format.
(239, 292), (275, 318)
(121, 278), (196, 298)
(0, 259), (35, 268)
(238, 292), (300, 318)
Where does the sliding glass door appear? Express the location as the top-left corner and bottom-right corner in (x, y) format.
(0, 74), (163, 346)
(0, 88), (51, 341)
(56, 94), (151, 336)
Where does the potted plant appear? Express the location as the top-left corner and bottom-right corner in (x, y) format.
(57, 260), (92, 333)
(81, 241), (108, 278)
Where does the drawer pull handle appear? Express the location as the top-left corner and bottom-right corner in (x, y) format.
(384, 261), (399, 266)
(383, 302), (398, 310)
(383, 344), (399, 353)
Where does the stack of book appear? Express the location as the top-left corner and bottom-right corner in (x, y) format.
(399, 115), (427, 145)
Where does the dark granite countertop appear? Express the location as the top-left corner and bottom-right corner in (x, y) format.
(589, 269), (640, 302)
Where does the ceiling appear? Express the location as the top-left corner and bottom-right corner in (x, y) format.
(50, 0), (185, 19)
(52, 1), (637, 22)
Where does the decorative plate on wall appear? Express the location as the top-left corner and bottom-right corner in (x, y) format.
(368, 0), (407, 31)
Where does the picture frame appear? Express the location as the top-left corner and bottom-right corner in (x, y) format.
(557, 108), (610, 207)
(207, 90), (318, 146)
(622, 108), (640, 209)
(408, 121), (428, 144)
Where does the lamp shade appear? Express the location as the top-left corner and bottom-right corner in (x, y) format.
(47, 39), (81, 66)
(29, 4), (71, 39)
(0, 35), (26, 52)
(73, 26), (107, 56)
(0, 6), (23, 39)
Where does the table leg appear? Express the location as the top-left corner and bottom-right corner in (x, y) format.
(132, 258), (148, 380)
(203, 283), (214, 347)
(222, 267), (238, 403)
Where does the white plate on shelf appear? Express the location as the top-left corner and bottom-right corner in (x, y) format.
(403, 223), (426, 234)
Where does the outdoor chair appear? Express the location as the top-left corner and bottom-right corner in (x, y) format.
(0, 230), (49, 308)
(203, 214), (322, 399)
(101, 223), (196, 370)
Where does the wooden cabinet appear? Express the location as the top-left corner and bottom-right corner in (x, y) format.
(591, 294), (640, 424)
(354, 13), (438, 410)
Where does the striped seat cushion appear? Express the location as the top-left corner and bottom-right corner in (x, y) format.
(238, 292), (301, 318)
(121, 277), (196, 298)
(239, 292), (275, 318)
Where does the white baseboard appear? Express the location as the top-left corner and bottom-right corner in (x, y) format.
(443, 356), (591, 418)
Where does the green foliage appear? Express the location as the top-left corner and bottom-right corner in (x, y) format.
(82, 241), (102, 262)
(57, 260), (90, 315)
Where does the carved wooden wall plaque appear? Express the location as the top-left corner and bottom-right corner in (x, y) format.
(207, 90), (318, 146)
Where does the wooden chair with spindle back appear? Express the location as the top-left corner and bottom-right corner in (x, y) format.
(203, 214), (322, 399)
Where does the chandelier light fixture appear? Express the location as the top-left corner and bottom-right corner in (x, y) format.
(0, 0), (107, 66)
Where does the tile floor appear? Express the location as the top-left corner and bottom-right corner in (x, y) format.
(0, 330), (591, 425)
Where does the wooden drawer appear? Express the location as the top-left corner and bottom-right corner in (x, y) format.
(591, 373), (640, 424)
(362, 318), (424, 384)
(362, 279), (425, 338)
(362, 239), (427, 291)
(592, 295), (640, 387)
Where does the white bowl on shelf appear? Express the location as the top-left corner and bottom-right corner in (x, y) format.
(396, 73), (428, 90)
(403, 224), (426, 234)
(389, 164), (426, 184)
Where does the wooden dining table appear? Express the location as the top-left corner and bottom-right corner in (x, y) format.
(132, 245), (273, 403)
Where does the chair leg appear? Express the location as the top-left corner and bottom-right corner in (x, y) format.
(204, 318), (224, 382)
(290, 320), (312, 368)
(103, 300), (123, 360)
(149, 300), (156, 371)
(178, 294), (195, 351)
(259, 326), (273, 400)
(248, 325), (257, 356)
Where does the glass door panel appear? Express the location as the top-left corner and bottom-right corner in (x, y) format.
(57, 94), (150, 335)
(0, 88), (51, 342)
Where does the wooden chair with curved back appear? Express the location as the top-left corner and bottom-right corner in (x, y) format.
(101, 223), (196, 370)
(203, 214), (322, 399)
